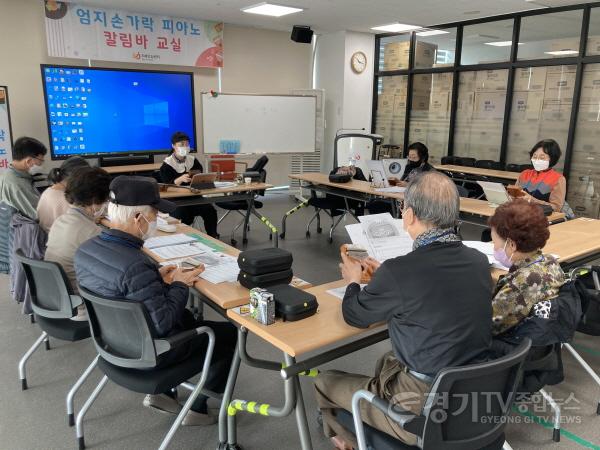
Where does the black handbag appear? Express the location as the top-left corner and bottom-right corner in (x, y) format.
(238, 269), (293, 289)
(238, 248), (293, 275)
(328, 173), (351, 183)
(268, 284), (319, 322)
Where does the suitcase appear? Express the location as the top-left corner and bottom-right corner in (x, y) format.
(238, 248), (293, 275)
(268, 284), (319, 322)
(238, 269), (293, 289)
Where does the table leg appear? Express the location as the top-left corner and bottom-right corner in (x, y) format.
(242, 197), (254, 245)
(218, 346), (241, 449)
(285, 354), (313, 450)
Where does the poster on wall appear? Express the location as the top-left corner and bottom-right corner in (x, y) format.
(44, 1), (223, 68)
(0, 87), (14, 173)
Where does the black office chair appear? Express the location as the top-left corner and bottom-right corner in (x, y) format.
(336, 339), (531, 450)
(14, 250), (97, 427)
(454, 156), (477, 167)
(216, 156), (270, 246)
(505, 163), (520, 173)
(305, 195), (351, 244)
(76, 286), (217, 450)
(440, 156), (457, 165)
(0, 202), (16, 274)
(566, 266), (600, 415)
(475, 160), (505, 171)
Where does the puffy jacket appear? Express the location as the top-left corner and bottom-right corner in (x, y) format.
(74, 228), (189, 337)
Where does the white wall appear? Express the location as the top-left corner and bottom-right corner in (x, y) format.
(315, 30), (374, 171)
(0, 0), (312, 186)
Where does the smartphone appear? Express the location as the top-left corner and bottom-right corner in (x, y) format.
(345, 244), (369, 261)
(507, 185), (525, 198)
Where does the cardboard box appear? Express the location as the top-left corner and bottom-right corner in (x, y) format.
(546, 65), (577, 75)
(459, 72), (477, 92)
(456, 92), (475, 120)
(544, 71), (576, 102)
(511, 91), (544, 121)
(412, 73), (432, 94)
(431, 72), (453, 92)
(429, 91), (450, 118)
(409, 121), (429, 143)
(413, 41), (438, 69)
(475, 70), (508, 92)
(587, 36), (600, 56)
(393, 95), (407, 116)
(411, 94), (431, 111)
(549, 38), (580, 54)
(377, 94), (395, 115)
(541, 99), (572, 121)
(580, 66), (600, 104)
(474, 92), (506, 120)
(577, 101), (600, 122)
(381, 76), (408, 96)
(384, 40), (438, 70)
(514, 67), (547, 92)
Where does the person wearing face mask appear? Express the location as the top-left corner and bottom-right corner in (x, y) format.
(488, 199), (564, 336)
(398, 142), (434, 187)
(75, 175), (237, 426)
(44, 167), (110, 320)
(314, 172), (492, 449)
(515, 139), (573, 216)
(37, 156), (90, 232)
(0, 136), (47, 219)
(159, 131), (218, 237)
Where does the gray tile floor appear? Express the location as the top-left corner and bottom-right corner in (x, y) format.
(1, 190), (599, 450)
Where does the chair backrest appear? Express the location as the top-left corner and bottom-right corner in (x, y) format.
(505, 163), (520, 173)
(455, 185), (470, 198)
(518, 163), (533, 172)
(419, 338), (531, 450)
(0, 202), (16, 274)
(574, 267), (600, 336)
(454, 156), (476, 167)
(79, 285), (159, 369)
(475, 160), (504, 171)
(441, 156), (456, 165)
(14, 249), (81, 319)
(249, 155), (269, 172)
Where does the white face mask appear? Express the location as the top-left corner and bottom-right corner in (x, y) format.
(138, 214), (157, 240)
(92, 203), (107, 219)
(175, 146), (190, 158)
(28, 164), (44, 175)
(531, 158), (550, 172)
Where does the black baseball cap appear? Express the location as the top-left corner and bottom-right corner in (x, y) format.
(108, 176), (176, 213)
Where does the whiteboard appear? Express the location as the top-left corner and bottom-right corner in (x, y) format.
(201, 93), (316, 154)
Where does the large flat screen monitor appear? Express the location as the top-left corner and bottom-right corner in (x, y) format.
(41, 65), (196, 160)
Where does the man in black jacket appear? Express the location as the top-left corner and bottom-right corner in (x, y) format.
(314, 171), (493, 449)
(75, 176), (236, 426)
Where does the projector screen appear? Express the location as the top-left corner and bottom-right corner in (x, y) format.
(41, 65), (196, 160)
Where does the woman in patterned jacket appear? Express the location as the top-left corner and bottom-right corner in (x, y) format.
(488, 199), (565, 336)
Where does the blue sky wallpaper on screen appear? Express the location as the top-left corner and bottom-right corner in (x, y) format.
(42, 66), (195, 158)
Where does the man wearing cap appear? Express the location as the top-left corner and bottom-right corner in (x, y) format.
(75, 176), (237, 426)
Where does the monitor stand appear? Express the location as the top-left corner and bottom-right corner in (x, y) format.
(99, 154), (154, 167)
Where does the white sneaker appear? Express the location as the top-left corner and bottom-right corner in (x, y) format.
(143, 394), (182, 415)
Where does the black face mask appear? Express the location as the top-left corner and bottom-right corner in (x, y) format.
(406, 160), (421, 170)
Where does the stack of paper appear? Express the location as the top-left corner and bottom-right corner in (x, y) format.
(151, 241), (214, 259)
(199, 254), (239, 283)
(374, 186), (406, 193)
(214, 181), (236, 189)
(326, 284), (367, 300)
(463, 240), (508, 270)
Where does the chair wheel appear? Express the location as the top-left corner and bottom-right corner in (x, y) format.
(269, 234), (272, 240)
(21, 379), (27, 390)
(78, 436), (85, 450)
(328, 238), (333, 244)
(68, 413), (74, 427)
(279, 233), (285, 239)
(231, 239), (237, 246)
(317, 227), (323, 233)
(30, 314), (35, 324)
(553, 428), (560, 442)
(242, 238), (248, 245)
(45, 339), (51, 351)
(597, 402), (600, 415)
(306, 231), (311, 238)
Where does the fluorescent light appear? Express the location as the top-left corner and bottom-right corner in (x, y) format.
(416, 29), (450, 37)
(544, 50), (578, 56)
(371, 23), (422, 33)
(484, 41), (522, 47)
(242, 2), (303, 17)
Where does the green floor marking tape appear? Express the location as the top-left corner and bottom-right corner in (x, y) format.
(187, 233), (227, 252)
(512, 407), (600, 449)
(571, 343), (600, 358)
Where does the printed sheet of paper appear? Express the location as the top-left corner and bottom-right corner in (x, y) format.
(151, 241), (215, 260)
(326, 284), (367, 300)
(144, 233), (197, 249)
(374, 186), (406, 193)
(463, 240), (509, 270)
(355, 213), (413, 262)
(199, 254), (239, 283)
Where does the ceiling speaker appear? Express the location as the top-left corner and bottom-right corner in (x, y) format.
(291, 26), (313, 44)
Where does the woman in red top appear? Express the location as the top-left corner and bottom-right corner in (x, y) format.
(516, 139), (572, 216)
